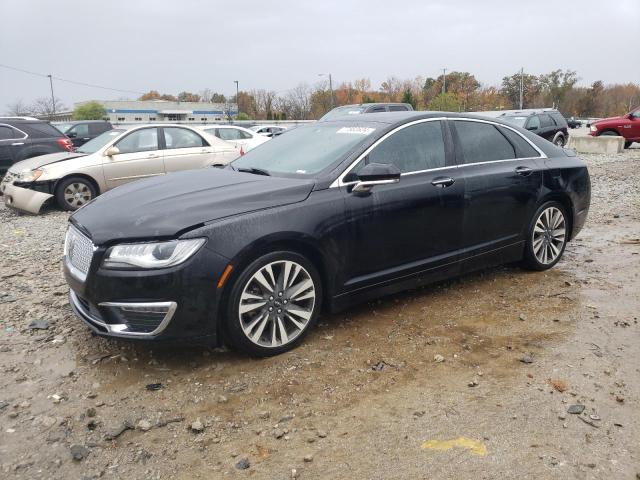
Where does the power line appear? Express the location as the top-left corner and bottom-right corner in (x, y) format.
(0, 63), (144, 95)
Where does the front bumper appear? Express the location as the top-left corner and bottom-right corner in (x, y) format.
(63, 242), (230, 344)
(1, 181), (52, 214)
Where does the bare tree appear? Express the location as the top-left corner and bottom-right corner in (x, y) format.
(5, 99), (34, 116)
(252, 89), (277, 119)
(31, 97), (66, 118)
(285, 83), (312, 119)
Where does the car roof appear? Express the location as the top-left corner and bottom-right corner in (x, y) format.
(54, 120), (111, 124)
(319, 110), (511, 125)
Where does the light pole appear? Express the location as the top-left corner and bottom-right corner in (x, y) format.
(234, 80), (239, 117)
(47, 74), (56, 120)
(319, 73), (334, 109)
(519, 67), (524, 110)
(442, 68), (447, 95)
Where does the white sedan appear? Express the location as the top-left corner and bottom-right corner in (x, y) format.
(197, 125), (269, 153)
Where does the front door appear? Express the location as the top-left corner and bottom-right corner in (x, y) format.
(102, 127), (164, 189)
(0, 125), (18, 174)
(161, 127), (214, 173)
(451, 119), (544, 257)
(67, 123), (91, 147)
(341, 119), (464, 291)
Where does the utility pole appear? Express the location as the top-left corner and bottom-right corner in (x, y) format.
(442, 68), (447, 95)
(234, 80), (239, 117)
(319, 73), (334, 109)
(519, 67), (524, 110)
(47, 74), (56, 120)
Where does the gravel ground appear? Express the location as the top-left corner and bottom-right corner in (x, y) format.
(0, 149), (639, 479)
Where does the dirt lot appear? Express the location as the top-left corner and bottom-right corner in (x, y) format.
(1, 148), (639, 479)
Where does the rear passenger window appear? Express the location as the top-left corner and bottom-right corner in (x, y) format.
(389, 105), (409, 112)
(539, 114), (554, 128)
(455, 121), (515, 163)
(367, 121), (446, 173)
(164, 128), (206, 148)
(69, 124), (89, 137)
(0, 126), (16, 140)
(498, 127), (540, 158)
(23, 122), (65, 138)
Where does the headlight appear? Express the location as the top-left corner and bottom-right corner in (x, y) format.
(590, 125), (598, 132)
(102, 238), (205, 269)
(17, 169), (43, 182)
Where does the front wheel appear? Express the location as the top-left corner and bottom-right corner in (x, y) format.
(522, 201), (568, 271)
(224, 251), (322, 357)
(54, 176), (97, 211)
(624, 141), (633, 149)
(553, 134), (565, 147)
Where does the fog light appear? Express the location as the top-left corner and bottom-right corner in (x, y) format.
(98, 301), (177, 335)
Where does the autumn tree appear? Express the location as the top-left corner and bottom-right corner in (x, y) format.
(177, 91), (201, 102)
(501, 72), (542, 109)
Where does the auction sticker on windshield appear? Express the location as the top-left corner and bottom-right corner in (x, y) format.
(336, 127), (376, 135)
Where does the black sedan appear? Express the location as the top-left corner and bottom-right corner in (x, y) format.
(63, 112), (591, 356)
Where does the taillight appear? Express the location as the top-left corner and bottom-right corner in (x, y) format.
(57, 138), (74, 151)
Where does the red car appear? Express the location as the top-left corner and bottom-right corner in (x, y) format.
(589, 107), (640, 148)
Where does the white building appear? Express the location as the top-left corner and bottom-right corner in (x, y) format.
(76, 100), (238, 124)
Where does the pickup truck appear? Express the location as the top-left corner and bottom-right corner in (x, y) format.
(589, 108), (640, 148)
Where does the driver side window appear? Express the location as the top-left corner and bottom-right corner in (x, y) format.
(115, 128), (158, 154)
(366, 121), (446, 173)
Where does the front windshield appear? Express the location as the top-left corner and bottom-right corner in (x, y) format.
(502, 116), (527, 127)
(320, 106), (367, 121)
(232, 123), (377, 176)
(54, 123), (72, 133)
(76, 129), (123, 154)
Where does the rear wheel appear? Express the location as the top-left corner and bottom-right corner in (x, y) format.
(54, 176), (97, 211)
(224, 251), (322, 357)
(522, 201), (568, 271)
(553, 134), (565, 147)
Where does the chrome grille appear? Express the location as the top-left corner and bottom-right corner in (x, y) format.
(64, 225), (94, 279)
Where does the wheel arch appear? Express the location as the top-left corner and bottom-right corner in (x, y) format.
(537, 193), (575, 240)
(597, 129), (620, 136)
(214, 234), (332, 341)
(53, 173), (101, 196)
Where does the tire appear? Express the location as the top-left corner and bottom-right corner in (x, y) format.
(224, 251), (322, 357)
(54, 176), (97, 211)
(624, 141), (633, 149)
(521, 201), (569, 271)
(553, 134), (565, 147)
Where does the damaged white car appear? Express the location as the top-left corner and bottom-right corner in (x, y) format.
(1, 124), (239, 214)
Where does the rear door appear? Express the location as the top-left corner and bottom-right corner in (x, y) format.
(103, 127), (164, 189)
(452, 119), (544, 258)
(161, 127), (214, 173)
(0, 125), (19, 173)
(537, 114), (556, 142)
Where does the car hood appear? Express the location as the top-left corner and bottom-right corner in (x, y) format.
(593, 115), (628, 126)
(9, 152), (88, 172)
(71, 168), (316, 245)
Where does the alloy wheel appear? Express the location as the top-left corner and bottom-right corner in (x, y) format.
(532, 206), (566, 265)
(64, 182), (93, 208)
(238, 260), (316, 348)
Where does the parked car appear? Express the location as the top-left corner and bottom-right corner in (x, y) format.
(565, 116), (582, 129)
(197, 125), (269, 152)
(319, 103), (414, 121)
(248, 125), (288, 137)
(54, 120), (113, 147)
(499, 109), (569, 146)
(589, 107), (640, 149)
(63, 112), (590, 356)
(1, 124), (238, 214)
(0, 117), (73, 176)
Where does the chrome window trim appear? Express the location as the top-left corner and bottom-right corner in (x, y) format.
(329, 116), (547, 188)
(0, 123), (28, 141)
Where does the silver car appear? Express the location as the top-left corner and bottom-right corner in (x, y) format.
(1, 124), (239, 214)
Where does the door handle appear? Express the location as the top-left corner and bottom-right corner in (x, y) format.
(515, 166), (533, 176)
(431, 176), (455, 188)
(201, 149), (210, 153)
(11, 142), (24, 146)
(148, 153), (159, 158)
(82, 137), (90, 140)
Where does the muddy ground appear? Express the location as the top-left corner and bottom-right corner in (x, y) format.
(1, 149), (639, 479)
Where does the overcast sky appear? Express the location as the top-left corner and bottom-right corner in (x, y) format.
(1, 0), (638, 112)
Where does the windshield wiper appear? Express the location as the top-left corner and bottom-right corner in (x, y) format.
(236, 167), (271, 176)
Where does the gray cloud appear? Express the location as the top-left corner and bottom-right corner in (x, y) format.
(1, 0), (638, 112)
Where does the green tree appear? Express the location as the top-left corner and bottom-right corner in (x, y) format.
(501, 72), (541, 109)
(538, 69), (579, 109)
(401, 89), (417, 109)
(73, 101), (106, 120)
(236, 112), (250, 120)
(428, 93), (461, 112)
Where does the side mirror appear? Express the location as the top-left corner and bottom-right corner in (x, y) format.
(104, 146), (120, 157)
(352, 163), (401, 193)
(66, 131), (77, 138)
